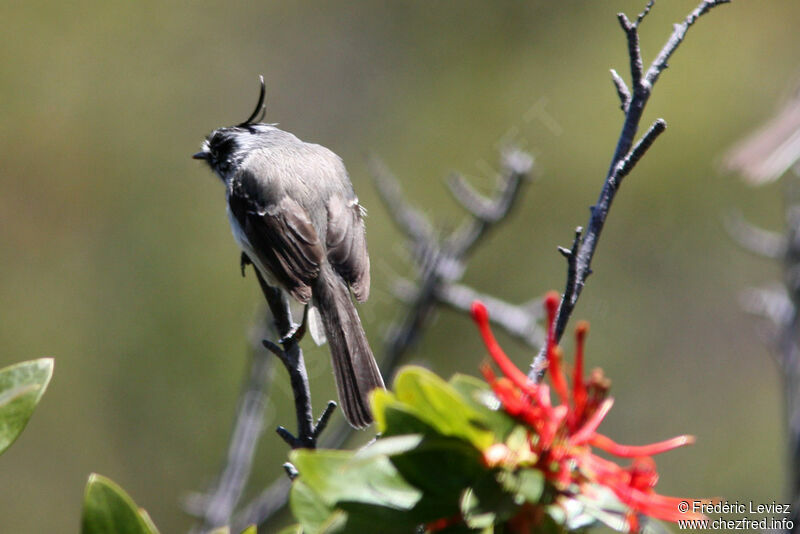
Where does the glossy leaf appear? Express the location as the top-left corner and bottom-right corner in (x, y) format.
(291, 440), (422, 510)
(81, 473), (158, 534)
(0, 358), (53, 455)
(390, 367), (493, 449)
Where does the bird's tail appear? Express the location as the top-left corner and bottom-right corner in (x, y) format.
(313, 266), (384, 428)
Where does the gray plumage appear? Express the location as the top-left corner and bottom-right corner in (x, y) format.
(195, 123), (384, 428)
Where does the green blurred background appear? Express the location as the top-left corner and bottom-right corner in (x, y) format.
(1, 1), (797, 531)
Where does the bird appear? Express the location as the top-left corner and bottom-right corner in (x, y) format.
(193, 77), (384, 428)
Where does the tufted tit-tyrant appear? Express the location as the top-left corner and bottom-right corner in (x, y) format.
(193, 77), (384, 428)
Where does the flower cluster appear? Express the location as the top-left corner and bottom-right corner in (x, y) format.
(472, 291), (705, 531)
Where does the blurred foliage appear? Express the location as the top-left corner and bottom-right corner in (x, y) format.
(81, 473), (255, 534)
(82, 474), (161, 534)
(0, 358), (52, 455)
(0, 0), (798, 532)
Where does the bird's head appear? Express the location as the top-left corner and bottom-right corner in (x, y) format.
(193, 76), (271, 182)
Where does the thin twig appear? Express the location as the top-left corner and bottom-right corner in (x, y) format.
(434, 281), (545, 348)
(610, 69), (631, 112)
(725, 212), (786, 259)
(529, 0), (729, 379)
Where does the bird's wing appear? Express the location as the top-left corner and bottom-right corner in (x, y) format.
(228, 174), (324, 304)
(325, 194), (370, 302)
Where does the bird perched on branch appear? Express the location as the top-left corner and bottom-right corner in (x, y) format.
(193, 77), (384, 428)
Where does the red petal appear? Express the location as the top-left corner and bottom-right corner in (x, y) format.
(472, 301), (537, 395)
(591, 434), (695, 458)
(548, 345), (570, 408)
(570, 397), (613, 445)
(571, 321), (589, 423)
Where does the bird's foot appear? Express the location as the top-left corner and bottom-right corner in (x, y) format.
(240, 253), (252, 277)
(279, 306), (308, 345)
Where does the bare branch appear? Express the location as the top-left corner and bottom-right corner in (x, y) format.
(382, 150), (533, 372)
(436, 282), (545, 348)
(636, 0), (656, 26)
(725, 212), (786, 259)
(610, 69), (631, 112)
(312, 401), (338, 440)
(529, 0), (729, 379)
(614, 119), (667, 183)
(740, 286), (793, 328)
(447, 173), (498, 221)
(644, 0), (731, 88)
(369, 155), (436, 244)
(617, 13), (644, 91)
(447, 150), (533, 257)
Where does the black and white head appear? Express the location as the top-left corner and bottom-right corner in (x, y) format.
(193, 76), (275, 182)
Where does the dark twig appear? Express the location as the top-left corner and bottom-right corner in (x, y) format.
(529, 0), (729, 379)
(252, 268), (334, 450)
(645, 0), (731, 88)
(636, 0), (656, 26)
(262, 337), (314, 449)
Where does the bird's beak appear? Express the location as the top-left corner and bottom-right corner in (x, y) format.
(192, 151), (209, 160)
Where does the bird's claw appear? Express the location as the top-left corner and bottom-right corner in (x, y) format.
(279, 307), (309, 344)
(240, 253), (252, 277)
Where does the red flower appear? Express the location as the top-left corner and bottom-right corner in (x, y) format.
(472, 291), (706, 531)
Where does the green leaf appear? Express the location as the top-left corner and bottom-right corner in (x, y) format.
(0, 358), (53, 455)
(291, 438), (431, 533)
(239, 527), (257, 534)
(291, 479), (337, 533)
(449, 374), (515, 440)
(353, 434), (423, 459)
(291, 443), (422, 510)
(81, 473), (159, 534)
(389, 436), (486, 518)
(391, 367), (493, 449)
(380, 404), (444, 438)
